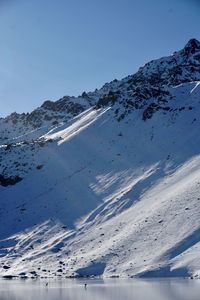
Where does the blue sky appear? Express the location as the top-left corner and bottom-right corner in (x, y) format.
(0, 0), (200, 116)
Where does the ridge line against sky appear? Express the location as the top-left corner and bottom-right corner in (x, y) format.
(0, 0), (200, 117)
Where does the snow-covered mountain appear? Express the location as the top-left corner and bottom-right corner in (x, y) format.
(1, 38), (200, 279)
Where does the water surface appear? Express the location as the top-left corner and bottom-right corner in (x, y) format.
(0, 278), (199, 300)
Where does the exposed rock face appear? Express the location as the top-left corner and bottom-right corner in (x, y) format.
(0, 175), (22, 187)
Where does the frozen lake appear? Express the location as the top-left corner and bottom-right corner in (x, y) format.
(0, 278), (200, 300)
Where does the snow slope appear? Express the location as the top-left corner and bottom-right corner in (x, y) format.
(1, 39), (200, 278)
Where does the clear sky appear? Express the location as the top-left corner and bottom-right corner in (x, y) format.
(0, 0), (200, 117)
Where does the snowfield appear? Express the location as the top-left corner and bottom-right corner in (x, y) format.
(1, 39), (200, 279)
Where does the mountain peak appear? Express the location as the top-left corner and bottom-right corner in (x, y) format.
(183, 38), (200, 54)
